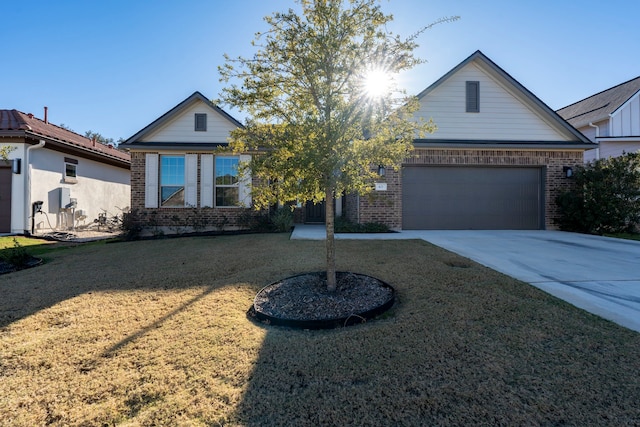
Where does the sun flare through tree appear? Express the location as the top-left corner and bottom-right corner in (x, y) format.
(219, 0), (457, 290)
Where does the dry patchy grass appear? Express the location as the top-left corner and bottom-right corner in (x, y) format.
(0, 233), (638, 426)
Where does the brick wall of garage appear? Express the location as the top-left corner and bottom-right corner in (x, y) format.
(354, 148), (583, 230)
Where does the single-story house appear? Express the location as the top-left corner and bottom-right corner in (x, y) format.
(0, 109), (131, 235)
(122, 51), (595, 233)
(556, 76), (640, 162)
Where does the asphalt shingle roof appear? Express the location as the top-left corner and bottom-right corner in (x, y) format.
(556, 76), (640, 129)
(0, 109), (130, 164)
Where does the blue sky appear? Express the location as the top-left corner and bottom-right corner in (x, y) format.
(2, 0), (639, 141)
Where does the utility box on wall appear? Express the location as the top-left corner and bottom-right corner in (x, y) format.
(59, 187), (71, 211)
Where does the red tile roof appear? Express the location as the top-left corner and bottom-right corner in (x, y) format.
(0, 109), (130, 164)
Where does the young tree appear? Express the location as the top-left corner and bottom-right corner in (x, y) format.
(219, 0), (454, 290)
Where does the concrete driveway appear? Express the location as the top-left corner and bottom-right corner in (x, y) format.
(416, 230), (640, 333)
(292, 226), (640, 332)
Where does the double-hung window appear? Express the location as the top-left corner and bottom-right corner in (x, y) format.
(160, 155), (185, 207)
(215, 157), (239, 207)
(64, 157), (78, 183)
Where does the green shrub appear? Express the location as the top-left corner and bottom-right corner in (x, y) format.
(121, 209), (144, 240)
(1, 238), (32, 269)
(335, 216), (390, 233)
(556, 152), (640, 234)
(270, 207), (294, 232)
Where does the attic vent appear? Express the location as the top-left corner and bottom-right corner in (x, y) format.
(466, 81), (480, 113)
(195, 113), (207, 132)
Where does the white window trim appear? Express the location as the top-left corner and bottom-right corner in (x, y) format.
(64, 158), (78, 184)
(215, 156), (240, 208)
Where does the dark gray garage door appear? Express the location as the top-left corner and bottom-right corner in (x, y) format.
(402, 166), (543, 230)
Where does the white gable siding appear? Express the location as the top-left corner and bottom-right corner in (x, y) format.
(610, 92), (640, 137)
(416, 63), (568, 141)
(144, 101), (238, 143)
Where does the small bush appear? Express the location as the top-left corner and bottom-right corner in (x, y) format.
(270, 207), (294, 232)
(121, 209), (144, 240)
(1, 238), (32, 269)
(556, 152), (640, 234)
(335, 216), (390, 233)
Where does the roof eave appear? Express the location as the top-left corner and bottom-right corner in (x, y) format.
(24, 132), (130, 168)
(413, 139), (597, 150)
(122, 142), (229, 151)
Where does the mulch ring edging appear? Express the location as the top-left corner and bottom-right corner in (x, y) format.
(249, 271), (395, 329)
(0, 256), (43, 275)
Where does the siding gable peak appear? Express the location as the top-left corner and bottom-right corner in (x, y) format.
(414, 51), (592, 144)
(121, 91), (243, 147)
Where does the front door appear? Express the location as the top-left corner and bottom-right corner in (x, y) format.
(0, 166), (12, 232)
(305, 201), (325, 223)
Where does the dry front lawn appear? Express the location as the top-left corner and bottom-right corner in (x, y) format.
(0, 234), (639, 426)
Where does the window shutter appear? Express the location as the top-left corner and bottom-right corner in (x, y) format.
(466, 81), (480, 113)
(239, 154), (252, 208)
(200, 154), (214, 207)
(145, 153), (159, 208)
(185, 154), (198, 207)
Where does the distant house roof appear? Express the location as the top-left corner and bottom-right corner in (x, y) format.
(0, 109), (130, 167)
(556, 76), (640, 129)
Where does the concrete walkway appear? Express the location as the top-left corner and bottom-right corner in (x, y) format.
(291, 225), (640, 332)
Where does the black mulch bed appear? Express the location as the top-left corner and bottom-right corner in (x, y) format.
(0, 257), (43, 275)
(250, 271), (395, 329)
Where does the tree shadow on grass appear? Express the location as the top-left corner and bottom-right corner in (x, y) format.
(0, 236), (280, 329)
(233, 248), (640, 425)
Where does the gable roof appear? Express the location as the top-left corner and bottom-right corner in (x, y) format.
(556, 76), (640, 129)
(0, 109), (130, 167)
(121, 91), (243, 148)
(415, 50), (591, 145)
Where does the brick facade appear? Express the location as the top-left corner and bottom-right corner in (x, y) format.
(350, 148), (583, 230)
(129, 151), (263, 234)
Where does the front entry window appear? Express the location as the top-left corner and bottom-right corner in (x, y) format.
(160, 155), (185, 207)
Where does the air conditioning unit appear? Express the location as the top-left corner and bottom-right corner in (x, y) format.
(75, 210), (87, 220)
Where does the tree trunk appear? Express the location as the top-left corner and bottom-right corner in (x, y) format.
(325, 188), (337, 292)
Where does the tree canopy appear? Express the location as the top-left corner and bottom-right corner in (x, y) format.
(219, 0), (455, 289)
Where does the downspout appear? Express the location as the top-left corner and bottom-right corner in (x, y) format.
(588, 122), (600, 160)
(24, 140), (45, 235)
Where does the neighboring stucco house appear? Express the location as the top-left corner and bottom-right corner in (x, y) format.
(120, 92), (256, 233)
(557, 76), (640, 162)
(0, 109), (131, 235)
(345, 50), (594, 230)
